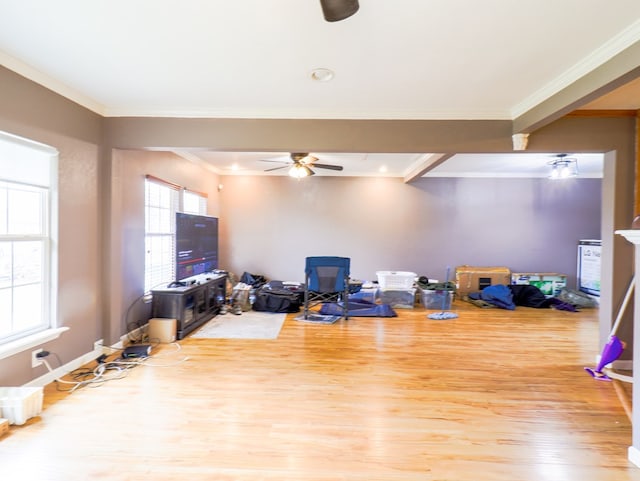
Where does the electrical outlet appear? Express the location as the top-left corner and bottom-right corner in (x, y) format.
(31, 348), (44, 368)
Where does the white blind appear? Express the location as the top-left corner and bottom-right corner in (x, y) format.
(0, 132), (57, 187)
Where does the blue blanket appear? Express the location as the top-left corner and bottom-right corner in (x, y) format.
(319, 300), (397, 317)
(469, 284), (516, 310)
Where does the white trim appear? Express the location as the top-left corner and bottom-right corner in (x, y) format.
(0, 327), (69, 361)
(511, 18), (640, 118)
(24, 346), (101, 388)
(0, 131), (59, 156)
(612, 359), (634, 372)
(629, 446), (640, 468)
(606, 369), (633, 384)
(23, 324), (146, 388)
(423, 172), (603, 179)
(102, 106), (511, 120)
(594, 357), (633, 373)
(0, 51), (106, 116)
(115, 325), (147, 349)
(616, 230), (640, 245)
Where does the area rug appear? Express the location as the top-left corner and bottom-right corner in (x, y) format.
(294, 313), (342, 324)
(190, 311), (286, 339)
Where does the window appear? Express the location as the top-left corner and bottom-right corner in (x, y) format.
(144, 177), (179, 293)
(182, 189), (207, 215)
(0, 132), (57, 346)
(144, 179), (208, 293)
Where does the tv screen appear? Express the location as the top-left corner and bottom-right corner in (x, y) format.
(175, 212), (219, 281)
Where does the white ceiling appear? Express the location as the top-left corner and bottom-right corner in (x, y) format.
(187, 151), (604, 178)
(1, 0), (638, 177)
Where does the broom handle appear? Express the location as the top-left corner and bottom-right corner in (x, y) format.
(610, 275), (635, 337)
(441, 266), (451, 311)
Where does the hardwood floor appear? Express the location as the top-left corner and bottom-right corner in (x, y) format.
(2, 300), (640, 480)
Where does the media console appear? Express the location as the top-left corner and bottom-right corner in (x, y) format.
(150, 273), (227, 340)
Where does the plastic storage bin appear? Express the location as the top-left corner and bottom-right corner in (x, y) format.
(420, 289), (453, 309)
(376, 271), (416, 289)
(348, 287), (378, 304)
(0, 387), (44, 425)
(378, 288), (417, 308)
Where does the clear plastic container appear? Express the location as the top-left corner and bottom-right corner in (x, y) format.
(0, 386), (43, 425)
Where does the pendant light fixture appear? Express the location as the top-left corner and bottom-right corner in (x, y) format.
(319, 0), (359, 22)
(548, 154), (579, 180)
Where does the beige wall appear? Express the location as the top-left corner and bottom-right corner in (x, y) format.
(0, 66), (636, 386)
(106, 150), (220, 345)
(0, 125), (102, 384)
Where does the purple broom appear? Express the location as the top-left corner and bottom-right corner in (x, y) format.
(584, 276), (634, 381)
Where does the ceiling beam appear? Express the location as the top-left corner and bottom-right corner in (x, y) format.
(513, 39), (640, 135)
(171, 149), (221, 174)
(403, 153), (453, 183)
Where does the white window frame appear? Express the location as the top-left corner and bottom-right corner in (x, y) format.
(144, 179), (208, 294)
(0, 131), (60, 350)
(144, 177), (179, 293)
(182, 189), (208, 215)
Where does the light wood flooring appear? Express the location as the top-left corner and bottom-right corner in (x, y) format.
(1, 300), (640, 481)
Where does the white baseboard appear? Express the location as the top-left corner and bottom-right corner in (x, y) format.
(24, 325), (147, 388)
(595, 354), (633, 372)
(629, 446), (640, 468)
(613, 359), (633, 371)
(24, 348), (103, 388)
(117, 324), (147, 348)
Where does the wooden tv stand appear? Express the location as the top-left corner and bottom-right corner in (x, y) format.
(150, 273), (227, 339)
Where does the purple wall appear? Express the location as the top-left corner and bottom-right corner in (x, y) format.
(219, 175), (601, 287)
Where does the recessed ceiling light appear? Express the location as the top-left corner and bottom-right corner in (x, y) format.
(311, 68), (334, 82)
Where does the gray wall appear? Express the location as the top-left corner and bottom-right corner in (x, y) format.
(219, 175), (601, 284)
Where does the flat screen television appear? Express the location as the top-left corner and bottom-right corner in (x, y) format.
(175, 212), (219, 281)
(577, 239), (601, 297)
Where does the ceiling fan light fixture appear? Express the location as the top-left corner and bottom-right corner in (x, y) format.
(288, 163), (313, 179)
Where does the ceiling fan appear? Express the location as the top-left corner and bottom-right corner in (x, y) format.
(260, 153), (344, 178)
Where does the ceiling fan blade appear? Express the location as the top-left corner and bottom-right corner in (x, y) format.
(259, 159), (290, 164)
(264, 165), (288, 172)
(311, 163), (343, 171)
(319, 0), (359, 22)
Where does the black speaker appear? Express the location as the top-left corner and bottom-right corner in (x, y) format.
(122, 345), (151, 358)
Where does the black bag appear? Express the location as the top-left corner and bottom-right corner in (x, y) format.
(252, 287), (301, 313)
(240, 271), (267, 289)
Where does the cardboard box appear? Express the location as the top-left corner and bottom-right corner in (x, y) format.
(455, 266), (511, 297)
(511, 273), (567, 298)
(0, 418), (9, 438)
(148, 318), (177, 343)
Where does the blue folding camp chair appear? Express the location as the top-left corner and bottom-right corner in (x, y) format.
(303, 256), (350, 320)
